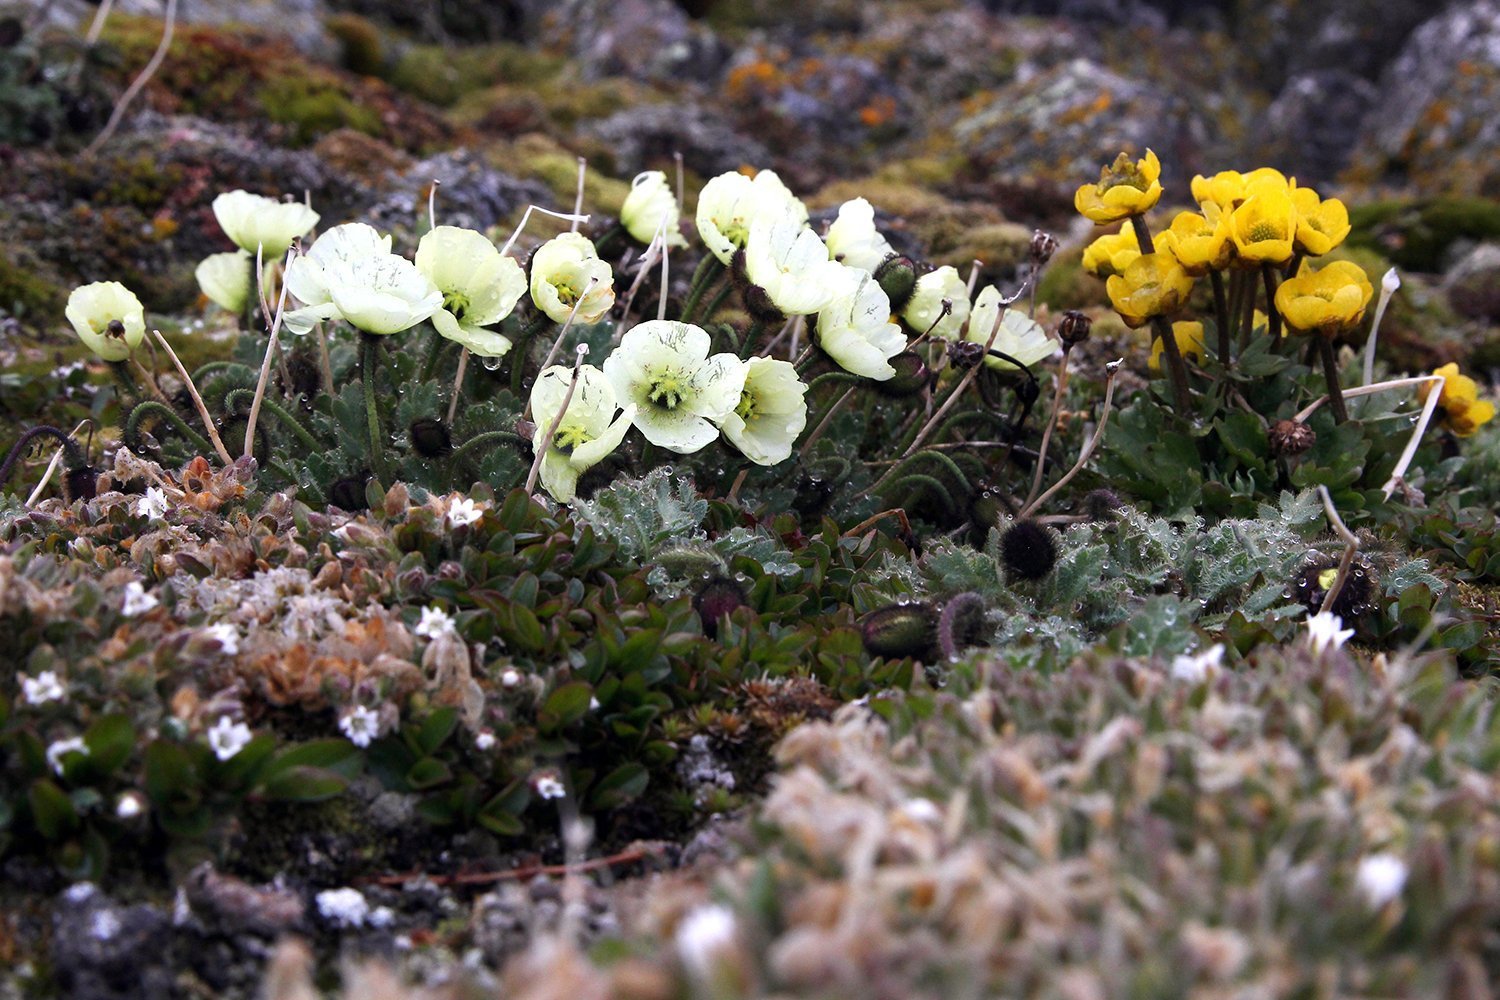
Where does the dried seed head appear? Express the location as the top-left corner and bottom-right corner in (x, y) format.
(694, 576), (747, 640)
(860, 601), (936, 659)
(872, 351), (932, 398)
(1058, 310), (1092, 348)
(409, 418), (453, 458)
(1030, 230), (1059, 265)
(1082, 488), (1123, 521)
(1269, 419), (1316, 457)
(872, 254), (919, 311)
(947, 339), (988, 370)
(1000, 519), (1058, 581)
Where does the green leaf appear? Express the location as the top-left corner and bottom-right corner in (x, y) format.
(587, 762), (649, 810)
(259, 767), (349, 802)
(405, 756), (453, 790)
(83, 714), (135, 776)
(260, 739), (363, 784)
(28, 780), (78, 840)
(539, 681), (594, 733)
(413, 707), (459, 756)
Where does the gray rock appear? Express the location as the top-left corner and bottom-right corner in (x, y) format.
(17, 0), (334, 57)
(586, 103), (770, 178)
(51, 884), (173, 1000)
(365, 149), (553, 236)
(1259, 70), (1378, 185)
(1446, 243), (1500, 321)
(543, 0), (728, 85)
(1352, 1), (1500, 196)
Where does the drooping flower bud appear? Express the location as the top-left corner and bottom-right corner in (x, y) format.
(1029, 230), (1059, 266)
(872, 254), (919, 311)
(409, 418), (453, 458)
(694, 575), (747, 640)
(1058, 310), (1092, 348)
(872, 351), (932, 398)
(329, 471), (373, 511)
(947, 339), (988, 370)
(860, 601), (936, 659)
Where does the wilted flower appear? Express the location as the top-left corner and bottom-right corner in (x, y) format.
(121, 581), (158, 617)
(22, 671), (65, 705)
(414, 605), (457, 640)
(603, 321), (745, 453)
(902, 265), (969, 339)
(620, 170), (687, 248)
(1418, 362), (1496, 437)
(743, 219), (845, 317)
(1074, 149), (1163, 224)
(717, 356), (808, 466)
(46, 736), (88, 775)
(135, 486), (169, 520)
(1274, 260), (1373, 337)
(529, 232), (616, 324)
(824, 197), (894, 273)
(195, 250), (253, 313)
(1356, 852), (1408, 908)
(339, 705), (381, 748)
(1148, 321), (1206, 372)
(211, 190), (318, 256)
(415, 226), (527, 357)
(529, 363), (635, 502)
(1228, 177), (1297, 266)
(282, 223), (395, 335)
(206, 716), (253, 761)
(965, 286), (1058, 371)
(695, 168), (807, 265)
(66, 281), (146, 362)
(446, 496), (484, 528)
(1291, 186), (1351, 257)
(1107, 253), (1194, 328)
(1304, 611), (1354, 655)
(814, 266), (907, 380)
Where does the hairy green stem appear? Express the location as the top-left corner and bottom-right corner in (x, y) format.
(680, 256), (723, 324)
(1316, 337), (1349, 424)
(222, 388), (321, 452)
(448, 430), (528, 468)
(1210, 271), (1231, 364)
(124, 400), (212, 455)
(1261, 265), (1283, 339)
(361, 334), (391, 486)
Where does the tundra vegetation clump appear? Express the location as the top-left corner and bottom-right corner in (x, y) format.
(0, 4), (1499, 996)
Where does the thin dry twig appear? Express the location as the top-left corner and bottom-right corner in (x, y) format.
(1316, 485), (1359, 615)
(152, 330), (232, 465)
(1019, 360), (1122, 518)
(525, 345), (590, 495)
(84, 0), (176, 156)
(360, 844), (663, 889)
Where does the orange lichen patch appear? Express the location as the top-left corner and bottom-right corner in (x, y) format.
(1058, 91), (1114, 127)
(725, 60), (785, 100)
(1421, 100), (1453, 127)
(858, 96), (898, 128)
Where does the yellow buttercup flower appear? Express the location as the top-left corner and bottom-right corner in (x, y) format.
(1419, 363), (1496, 437)
(1241, 167), (1291, 191)
(1159, 205), (1232, 275)
(1074, 149), (1163, 224)
(1274, 260), (1373, 337)
(1105, 252), (1194, 328)
(1148, 320), (1206, 372)
(1190, 170), (1246, 212)
(1229, 179), (1297, 266)
(1290, 186), (1350, 257)
(1082, 229), (1156, 278)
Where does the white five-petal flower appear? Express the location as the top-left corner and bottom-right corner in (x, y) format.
(339, 705), (381, 748)
(824, 197), (893, 273)
(902, 265), (970, 340)
(327, 254), (443, 335)
(717, 356), (808, 466)
(415, 226), (527, 358)
(534, 774), (567, 800)
(604, 321), (746, 454)
(529, 232), (616, 325)
(743, 219), (846, 317)
(446, 496), (484, 528)
(66, 282), (146, 362)
(212, 190), (319, 257)
(1304, 611), (1354, 656)
(695, 169), (807, 265)
(121, 581), (158, 617)
(22, 671), (66, 706)
(206, 716), (253, 762)
(414, 605), (457, 640)
(621, 170), (688, 249)
(814, 266), (907, 381)
(965, 286), (1059, 371)
(530, 364), (636, 502)
(135, 486), (169, 520)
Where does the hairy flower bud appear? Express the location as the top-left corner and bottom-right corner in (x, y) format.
(1000, 519), (1058, 581)
(872, 254), (919, 312)
(1082, 488), (1122, 521)
(860, 601), (936, 659)
(694, 575), (747, 640)
(1058, 310), (1092, 348)
(64, 465), (99, 503)
(872, 351), (932, 398)
(409, 418), (453, 458)
(1293, 555), (1376, 622)
(1268, 419), (1316, 458)
(329, 471), (372, 511)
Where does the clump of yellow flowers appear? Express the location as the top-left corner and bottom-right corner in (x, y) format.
(1419, 364), (1497, 437)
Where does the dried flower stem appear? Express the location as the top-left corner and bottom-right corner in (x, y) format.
(1316, 485), (1360, 616)
(1019, 360), (1122, 517)
(1361, 268), (1401, 387)
(525, 345), (590, 495)
(243, 250), (295, 459)
(361, 844), (662, 888)
(1022, 348), (1071, 510)
(726, 467), (749, 504)
(570, 157), (587, 233)
(152, 330), (232, 465)
(427, 179), (440, 231)
(1381, 375), (1445, 501)
(524, 276), (600, 422)
(840, 507), (914, 540)
(83, 0), (175, 156)
(798, 385), (858, 460)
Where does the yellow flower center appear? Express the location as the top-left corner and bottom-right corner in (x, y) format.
(553, 423), (589, 454)
(735, 388), (757, 422)
(649, 374), (687, 410)
(1247, 221), (1281, 243)
(1318, 568), (1339, 591)
(443, 292), (470, 320)
(555, 282), (580, 306)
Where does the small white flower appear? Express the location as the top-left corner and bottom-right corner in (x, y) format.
(135, 486), (169, 521)
(203, 623), (239, 655)
(46, 736), (88, 775)
(89, 910), (122, 941)
(1356, 852), (1408, 907)
(675, 903), (738, 981)
(530, 364), (635, 502)
(414, 605), (457, 640)
(206, 715), (253, 762)
(603, 320), (746, 454)
(534, 774), (567, 800)
(621, 170), (687, 249)
(902, 265), (970, 340)
(315, 887), (369, 928)
(115, 792), (146, 820)
(475, 729), (496, 751)
(211, 189), (319, 256)
(695, 169), (807, 265)
(529, 232), (616, 325)
(446, 496), (484, 528)
(121, 581), (159, 617)
(339, 705), (381, 748)
(65, 281), (146, 362)
(500, 668), (523, 688)
(368, 905), (396, 928)
(1170, 643), (1224, 684)
(824, 197), (893, 273)
(21, 670), (65, 706)
(743, 219), (846, 317)
(814, 266), (907, 380)
(965, 287), (1059, 371)
(1304, 611), (1354, 656)
(899, 797), (942, 824)
(195, 250), (253, 314)
(415, 225), (527, 358)
(716, 356), (807, 466)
